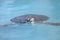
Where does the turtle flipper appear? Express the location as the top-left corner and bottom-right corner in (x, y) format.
(42, 22), (60, 26)
(0, 23), (17, 27)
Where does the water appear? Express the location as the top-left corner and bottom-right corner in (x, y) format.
(0, 0), (60, 40)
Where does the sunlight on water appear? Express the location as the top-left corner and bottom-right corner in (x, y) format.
(0, 0), (60, 40)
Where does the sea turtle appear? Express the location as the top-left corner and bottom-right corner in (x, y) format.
(0, 14), (60, 27)
(10, 14), (49, 24)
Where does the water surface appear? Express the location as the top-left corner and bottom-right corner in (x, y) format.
(0, 0), (60, 40)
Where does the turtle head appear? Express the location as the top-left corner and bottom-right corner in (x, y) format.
(10, 17), (27, 24)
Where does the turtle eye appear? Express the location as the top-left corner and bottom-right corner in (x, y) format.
(26, 18), (30, 22)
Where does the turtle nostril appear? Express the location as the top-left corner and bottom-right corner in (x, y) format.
(10, 18), (15, 22)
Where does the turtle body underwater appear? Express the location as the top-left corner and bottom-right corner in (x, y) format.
(0, 14), (60, 27)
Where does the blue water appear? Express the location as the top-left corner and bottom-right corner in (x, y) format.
(0, 0), (60, 40)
